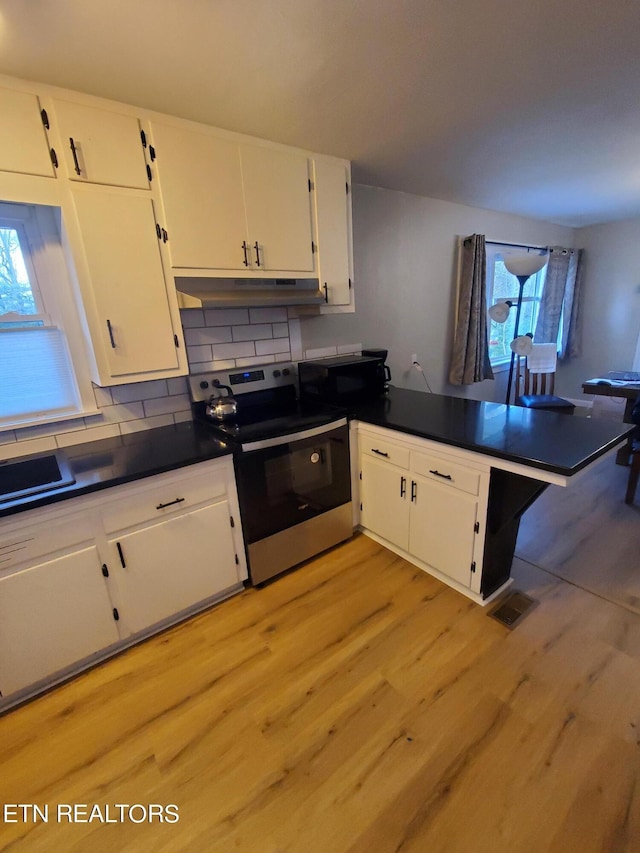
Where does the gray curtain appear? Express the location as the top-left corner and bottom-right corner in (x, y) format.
(449, 234), (494, 385)
(534, 246), (584, 359)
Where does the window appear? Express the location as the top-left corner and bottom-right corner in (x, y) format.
(486, 243), (548, 368)
(0, 202), (95, 431)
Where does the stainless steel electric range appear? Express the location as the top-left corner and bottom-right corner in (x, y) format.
(189, 362), (352, 584)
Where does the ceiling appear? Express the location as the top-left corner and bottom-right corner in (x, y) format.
(1, 0), (639, 228)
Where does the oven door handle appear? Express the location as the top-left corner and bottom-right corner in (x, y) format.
(241, 417), (348, 452)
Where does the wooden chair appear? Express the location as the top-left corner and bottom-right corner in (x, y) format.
(515, 350), (575, 414)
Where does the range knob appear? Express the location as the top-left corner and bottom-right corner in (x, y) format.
(199, 381), (209, 389)
(282, 368), (290, 376)
(273, 370), (281, 377)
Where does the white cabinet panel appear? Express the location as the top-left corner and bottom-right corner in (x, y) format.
(313, 158), (352, 305)
(240, 144), (314, 272)
(108, 498), (240, 635)
(151, 121), (248, 270)
(71, 190), (181, 379)
(408, 475), (478, 588)
(0, 546), (119, 696)
(360, 456), (409, 551)
(0, 87), (55, 178)
(52, 99), (149, 189)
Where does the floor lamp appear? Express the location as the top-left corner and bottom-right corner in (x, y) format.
(488, 252), (549, 404)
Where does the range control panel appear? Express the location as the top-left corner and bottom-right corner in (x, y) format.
(188, 362), (296, 402)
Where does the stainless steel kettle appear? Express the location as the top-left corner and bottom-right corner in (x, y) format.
(205, 383), (238, 421)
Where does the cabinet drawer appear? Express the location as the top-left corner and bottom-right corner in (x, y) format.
(411, 452), (481, 496)
(0, 512), (94, 573)
(360, 435), (410, 469)
(101, 468), (228, 534)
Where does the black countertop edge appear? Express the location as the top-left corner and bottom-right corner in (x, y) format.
(0, 421), (232, 520)
(350, 387), (635, 478)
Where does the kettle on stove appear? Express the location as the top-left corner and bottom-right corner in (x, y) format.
(206, 383), (238, 421)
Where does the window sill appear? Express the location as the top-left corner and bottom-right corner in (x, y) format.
(1, 408), (102, 434)
(490, 360), (511, 374)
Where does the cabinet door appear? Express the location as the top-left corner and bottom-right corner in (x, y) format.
(313, 159), (352, 305)
(108, 499), (240, 635)
(0, 87), (55, 177)
(71, 190), (181, 379)
(241, 144), (314, 272)
(52, 99), (149, 189)
(0, 547), (119, 696)
(360, 456), (410, 550)
(409, 475), (478, 588)
(151, 121), (249, 270)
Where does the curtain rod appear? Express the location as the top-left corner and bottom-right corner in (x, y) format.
(486, 240), (548, 250)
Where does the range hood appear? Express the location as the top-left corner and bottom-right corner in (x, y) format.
(175, 277), (325, 309)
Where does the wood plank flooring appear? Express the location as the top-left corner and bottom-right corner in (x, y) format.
(1, 485), (640, 850)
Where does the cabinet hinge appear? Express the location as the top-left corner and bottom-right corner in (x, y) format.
(112, 607), (120, 622)
(230, 515), (235, 528)
(470, 561), (476, 573)
(140, 129), (147, 148)
(101, 564), (109, 578)
(49, 148), (58, 169)
(474, 521), (480, 533)
(146, 163), (153, 182)
(174, 333), (180, 348)
(40, 108), (50, 129)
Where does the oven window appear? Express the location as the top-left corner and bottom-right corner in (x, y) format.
(236, 424), (351, 544)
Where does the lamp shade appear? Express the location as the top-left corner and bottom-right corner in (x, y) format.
(510, 335), (534, 356)
(488, 301), (511, 323)
(503, 252), (548, 277)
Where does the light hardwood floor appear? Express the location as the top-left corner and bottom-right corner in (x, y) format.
(1, 473), (640, 851)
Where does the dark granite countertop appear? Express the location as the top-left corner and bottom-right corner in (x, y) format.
(0, 421), (231, 519)
(352, 387), (634, 477)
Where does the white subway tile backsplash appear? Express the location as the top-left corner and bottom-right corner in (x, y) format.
(92, 403), (146, 424)
(2, 436), (57, 458)
(272, 323), (289, 338)
(304, 346), (338, 359)
(119, 413), (175, 434)
(143, 394), (191, 418)
(232, 324), (273, 342)
(204, 308), (249, 327)
(179, 309), (205, 328)
(184, 326), (232, 346)
(0, 431), (17, 446)
(212, 341), (256, 360)
(234, 355), (276, 367)
(167, 377), (189, 396)
(337, 343), (363, 354)
(187, 344), (213, 364)
(92, 385), (112, 408)
(255, 338), (291, 356)
(57, 424), (120, 446)
(110, 380), (168, 405)
(173, 409), (194, 424)
(249, 307), (288, 324)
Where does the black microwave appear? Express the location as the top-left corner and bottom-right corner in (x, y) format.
(298, 355), (388, 405)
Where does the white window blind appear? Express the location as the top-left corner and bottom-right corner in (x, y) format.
(0, 327), (80, 425)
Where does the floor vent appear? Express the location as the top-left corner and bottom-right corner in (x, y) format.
(488, 590), (538, 629)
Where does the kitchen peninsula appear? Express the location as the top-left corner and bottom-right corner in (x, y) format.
(352, 387), (633, 604)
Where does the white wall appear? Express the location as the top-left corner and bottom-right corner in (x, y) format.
(561, 217), (640, 396)
(300, 184), (575, 402)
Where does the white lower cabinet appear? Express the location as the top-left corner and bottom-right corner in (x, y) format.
(0, 544), (119, 697)
(358, 425), (490, 600)
(0, 456), (247, 705)
(106, 498), (240, 635)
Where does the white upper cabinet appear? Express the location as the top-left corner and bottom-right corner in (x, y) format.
(70, 189), (184, 381)
(151, 121), (315, 275)
(312, 158), (353, 306)
(51, 99), (150, 189)
(0, 87), (55, 178)
(150, 122), (248, 270)
(240, 144), (314, 273)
